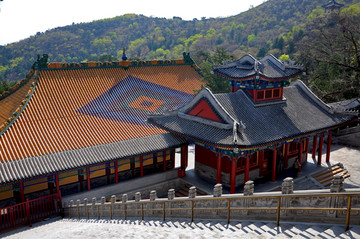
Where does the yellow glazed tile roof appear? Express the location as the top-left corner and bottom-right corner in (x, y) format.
(0, 60), (203, 163)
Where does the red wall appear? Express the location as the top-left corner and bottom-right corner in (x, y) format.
(195, 145), (231, 173)
(188, 100), (222, 122)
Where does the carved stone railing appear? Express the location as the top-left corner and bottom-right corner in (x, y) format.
(63, 176), (360, 231)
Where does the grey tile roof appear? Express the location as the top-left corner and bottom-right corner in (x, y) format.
(213, 54), (302, 80)
(148, 81), (355, 148)
(0, 133), (185, 184)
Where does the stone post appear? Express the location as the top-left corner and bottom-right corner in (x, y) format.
(150, 190), (157, 201)
(69, 200), (74, 218)
(84, 198), (88, 218)
(100, 196), (106, 218)
(135, 192), (141, 202)
(110, 195), (116, 219)
(111, 195), (116, 204)
(189, 186), (196, 199)
(91, 197), (97, 218)
(76, 199), (80, 218)
(282, 177), (294, 194)
(244, 181), (254, 196)
(92, 197), (96, 206)
(122, 194), (128, 203)
(168, 189), (175, 200)
(330, 174), (345, 193)
(213, 184), (222, 197)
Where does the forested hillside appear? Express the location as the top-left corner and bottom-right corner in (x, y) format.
(0, 0), (359, 101)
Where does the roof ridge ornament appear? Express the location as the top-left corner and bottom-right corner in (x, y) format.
(122, 46), (128, 61)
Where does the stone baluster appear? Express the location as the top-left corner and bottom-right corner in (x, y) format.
(84, 198), (88, 219)
(69, 200), (74, 218)
(150, 190), (157, 201)
(189, 186), (196, 199)
(135, 192), (141, 202)
(282, 177), (294, 194)
(168, 189), (175, 200)
(330, 174), (345, 193)
(122, 194), (128, 203)
(213, 184), (222, 197)
(244, 181), (254, 196)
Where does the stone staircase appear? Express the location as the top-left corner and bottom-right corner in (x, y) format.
(175, 183), (208, 197)
(293, 163), (350, 190)
(27, 217), (359, 239)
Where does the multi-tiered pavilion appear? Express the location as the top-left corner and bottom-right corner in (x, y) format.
(149, 54), (357, 193)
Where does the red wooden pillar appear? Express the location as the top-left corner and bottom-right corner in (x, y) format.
(305, 138), (309, 162)
(163, 150), (167, 172)
(140, 155), (144, 176)
(284, 144), (289, 168)
(272, 148), (277, 182)
(258, 151), (264, 176)
(230, 158), (237, 194)
(86, 167), (91, 191)
(20, 181), (25, 202)
(216, 153), (222, 184)
(55, 173), (60, 194)
(106, 163), (111, 184)
(114, 161), (118, 184)
(178, 145), (187, 177)
(298, 140), (303, 172)
(312, 136), (318, 159)
(78, 169), (84, 192)
(170, 149), (175, 169)
(318, 134), (324, 165)
(244, 154), (250, 183)
(326, 131), (332, 163)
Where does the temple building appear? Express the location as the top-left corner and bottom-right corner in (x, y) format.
(148, 54), (357, 193)
(0, 53), (203, 205)
(322, 0), (344, 12)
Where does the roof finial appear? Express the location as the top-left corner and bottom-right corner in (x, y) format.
(122, 46), (128, 61)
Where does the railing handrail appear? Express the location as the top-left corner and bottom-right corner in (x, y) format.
(66, 191), (360, 231)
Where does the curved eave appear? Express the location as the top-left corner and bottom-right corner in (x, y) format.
(214, 70), (302, 82)
(0, 70), (38, 137)
(149, 117), (355, 153)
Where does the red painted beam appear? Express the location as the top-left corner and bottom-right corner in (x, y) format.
(230, 158), (237, 194)
(312, 136), (317, 159)
(216, 153), (222, 184)
(244, 154), (250, 183)
(272, 148), (277, 182)
(318, 134), (324, 165)
(326, 132), (332, 163)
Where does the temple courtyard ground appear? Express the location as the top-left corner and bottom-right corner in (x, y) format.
(2, 144), (360, 238)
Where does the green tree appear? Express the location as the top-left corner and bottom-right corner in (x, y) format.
(298, 5), (360, 101)
(200, 48), (232, 93)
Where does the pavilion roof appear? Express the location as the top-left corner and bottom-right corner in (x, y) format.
(148, 81), (356, 150)
(322, 0), (344, 9)
(0, 57), (203, 184)
(213, 54), (302, 81)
